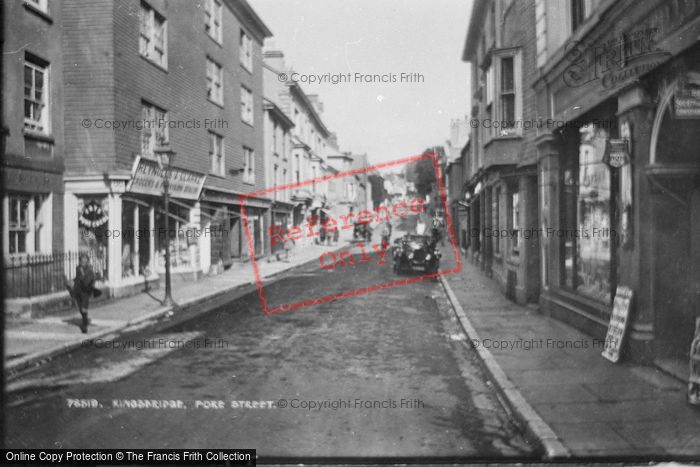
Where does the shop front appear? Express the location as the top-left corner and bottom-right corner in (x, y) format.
(538, 99), (623, 341)
(270, 201), (294, 256)
(200, 187), (245, 271)
(240, 195), (272, 259)
(64, 157), (207, 297)
(535, 3), (700, 369)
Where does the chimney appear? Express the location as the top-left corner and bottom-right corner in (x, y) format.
(307, 94), (324, 115)
(263, 49), (286, 72)
(327, 132), (338, 150)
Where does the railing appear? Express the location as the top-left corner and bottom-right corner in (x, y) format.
(5, 251), (108, 299)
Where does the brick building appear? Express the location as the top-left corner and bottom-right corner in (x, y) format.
(262, 50), (295, 256)
(462, 0), (541, 304)
(61, 0), (271, 296)
(3, 0), (66, 299)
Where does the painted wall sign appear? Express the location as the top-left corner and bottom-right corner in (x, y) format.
(127, 156), (205, 200)
(602, 286), (633, 363)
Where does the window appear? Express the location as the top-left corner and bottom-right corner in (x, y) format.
(240, 86), (254, 125)
(209, 132), (224, 176)
(493, 187), (500, 254)
(485, 66), (494, 106)
(204, 0), (222, 43)
(24, 0), (48, 13)
(8, 196), (30, 255)
(206, 57), (223, 105)
(492, 51), (522, 137)
(294, 154), (300, 183)
(571, 0), (589, 31)
(561, 123), (615, 303)
(500, 56), (515, 129)
(140, 2), (167, 68)
(141, 102), (168, 156)
(24, 57), (49, 134)
(511, 191), (520, 254)
(243, 147), (255, 184)
(272, 121), (278, 154)
(240, 30), (253, 72)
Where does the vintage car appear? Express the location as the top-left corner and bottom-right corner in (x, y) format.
(352, 222), (372, 242)
(392, 233), (441, 274)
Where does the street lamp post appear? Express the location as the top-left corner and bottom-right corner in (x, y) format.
(154, 144), (177, 307)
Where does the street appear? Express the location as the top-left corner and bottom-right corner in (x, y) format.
(5, 233), (534, 460)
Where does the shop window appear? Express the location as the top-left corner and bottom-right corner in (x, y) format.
(157, 204), (193, 270)
(140, 2), (167, 68)
(122, 202), (137, 278)
(24, 55), (49, 134)
(141, 101), (168, 157)
(204, 0), (222, 44)
(561, 123), (615, 303)
(78, 198), (109, 281)
(511, 191), (520, 255)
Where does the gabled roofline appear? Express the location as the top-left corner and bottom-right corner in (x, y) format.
(224, 0), (273, 43)
(462, 0), (488, 62)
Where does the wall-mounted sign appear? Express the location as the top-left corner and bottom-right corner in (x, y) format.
(604, 138), (630, 168)
(602, 286), (633, 363)
(673, 83), (700, 119)
(127, 156), (205, 200)
(79, 200), (109, 228)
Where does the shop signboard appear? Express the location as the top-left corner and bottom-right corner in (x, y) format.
(127, 156), (205, 200)
(602, 286), (633, 363)
(673, 82), (700, 119)
(604, 138), (630, 168)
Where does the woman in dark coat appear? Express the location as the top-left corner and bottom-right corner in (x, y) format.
(69, 253), (98, 333)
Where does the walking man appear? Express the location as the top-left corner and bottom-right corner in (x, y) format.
(67, 253), (100, 333)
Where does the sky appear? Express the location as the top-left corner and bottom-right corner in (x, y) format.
(249, 0), (473, 165)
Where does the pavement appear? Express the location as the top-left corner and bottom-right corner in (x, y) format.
(5, 240), (347, 374)
(439, 246), (700, 459)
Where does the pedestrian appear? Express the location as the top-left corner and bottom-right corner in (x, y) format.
(66, 253), (101, 333)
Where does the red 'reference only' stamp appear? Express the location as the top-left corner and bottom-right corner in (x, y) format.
(239, 151), (462, 315)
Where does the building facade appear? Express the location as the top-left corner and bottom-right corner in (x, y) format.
(462, 0), (541, 304)
(3, 0), (66, 299)
(533, 0), (700, 372)
(61, 0), (271, 296)
(262, 50), (295, 256)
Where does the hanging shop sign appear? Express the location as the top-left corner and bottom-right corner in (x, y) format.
(79, 200), (109, 228)
(602, 286), (633, 363)
(127, 155), (205, 200)
(689, 318), (700, 406)
(603, 138), (630, 168)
